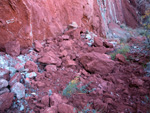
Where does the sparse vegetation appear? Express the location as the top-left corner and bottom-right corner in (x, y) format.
(110, 44), (130, 60)
(62, 77), (95, 97)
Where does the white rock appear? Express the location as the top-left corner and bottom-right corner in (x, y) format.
(11, 82), (25, 99)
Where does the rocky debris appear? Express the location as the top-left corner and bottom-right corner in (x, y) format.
(58, 103), (76, 113)
(0, 88), (9, 95)
(11, 82), (25, 99)
(0, 79), (8, 89)
(116, 54), (126, 63)
(103, 41), (113, 48)
(25, 61), (38, 72)
(79, 52), (115, 75)
(5, 41), (20, 56)
(38, 51), (62, 66)
(34, 40), (43, 52)
(0, 92), (14, 111)
(9, 73), (22, 86)
(45, 65), (57, 73)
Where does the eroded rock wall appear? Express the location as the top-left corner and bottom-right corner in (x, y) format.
(0, 0), (148, 49)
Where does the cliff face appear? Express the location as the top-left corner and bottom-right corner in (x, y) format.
(0, 0), (149, 49)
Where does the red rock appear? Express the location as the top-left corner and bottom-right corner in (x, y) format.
(25, 61), (38, 72)
(61, 35), (70, 40)
(34, 40), (43, 52)
(79, 52), (115, 75)
(38, 51), (62, 66)
(50, 93), (63, 106)
(93, 37), (103, 47)
(45, 65), (57, 72)
(58, 103), (76, 113)
(43, 106), (57, 113)
(65, 59), (76, 66)
(5, 41), (20, 56)
(9, 73), (22, 86)
(41, 95), (49, 106)
(0, 92), (14, 111)
(59, 40), (73, 50)
(11, 82), (25, 99)
(131, 78), (144, 87)
(115, 54), (126, 63)
(103, 41), (113, 48)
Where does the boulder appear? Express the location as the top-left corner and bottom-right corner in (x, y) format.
(11, 82), (25, 99)
(50, 93), (63, 106)
(93, 37), (103, 47)
(0, 92), (14, 111)
(0, 79), (8, 89)
(41, 95), (49, 106)
(38, 51), (62, 66)
(45, 65), (57, 73)
(5, 41), (20, 56)
(25, 61), (38, 72)
(34, 40), (43, 52)
(79, 52), (115, 75)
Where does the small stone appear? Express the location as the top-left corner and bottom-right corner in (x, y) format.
(0, 79), (8, 89)
(9, 73), (22, 86)
(11, 82), (25, 99)
(26, 72), (37, 78)
(0, 88), (9, 95)
(0, 92), (14, 111)
(5, 41), (20, 56)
